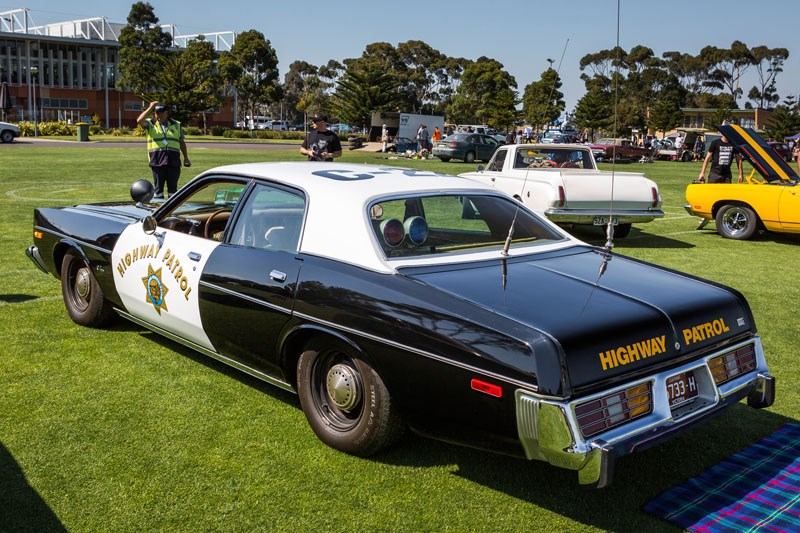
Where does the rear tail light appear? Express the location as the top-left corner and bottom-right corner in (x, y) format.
(556, 186), (566, 208)
(575, 382), (652, 438)
(650, 187), (660, 209)
(449, 141), (458, 148)
(709, 344), (757, 385)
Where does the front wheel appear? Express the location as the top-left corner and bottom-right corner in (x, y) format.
(61, 251), (115, 327)
(464, 151), (476, 163)
(0, 130), (13, 143)
(716, 204), (758, 240)
(297, 336), (404, 456)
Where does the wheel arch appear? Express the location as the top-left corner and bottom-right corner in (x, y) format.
(711, 199), (762, 225)
(52, 239), (90, 280)
(280, 323), (373, 390)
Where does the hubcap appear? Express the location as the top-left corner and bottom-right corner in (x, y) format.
(325, 363), (361, 411)
(723, 208), (747, 235)
(75, 267), (91, 300)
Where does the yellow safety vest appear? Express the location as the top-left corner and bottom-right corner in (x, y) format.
(145, 118), (182, 154)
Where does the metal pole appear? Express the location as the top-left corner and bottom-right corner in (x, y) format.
(31, 66), (38, 137)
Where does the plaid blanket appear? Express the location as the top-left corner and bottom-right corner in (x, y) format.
(644, 423), (800, 532)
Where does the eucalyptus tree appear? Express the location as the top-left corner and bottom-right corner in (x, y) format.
(662, 51), (712, 108)
(447, 57), (517, 127)
(395, 40), (449, 113)
(282, 61), (327, 125)
(747, 46), (789, 110)
(217, 30), (282, 126)
(700, 41), (755, 105)
(117, 1), (172, 96)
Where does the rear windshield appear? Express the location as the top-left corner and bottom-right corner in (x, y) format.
(368, 194), (564, 259)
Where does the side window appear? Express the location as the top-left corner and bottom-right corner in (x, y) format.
(229, 184), (306, 251)
(158, 179), (247, 240)
(488, 149), (506, 171)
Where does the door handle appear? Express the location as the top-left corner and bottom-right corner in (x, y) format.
(270, 270), (287, 282)
(188, 252), (202, 262)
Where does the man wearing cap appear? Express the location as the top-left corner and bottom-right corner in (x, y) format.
(137, 101), (191, 199)
(300, 114), (342, 162)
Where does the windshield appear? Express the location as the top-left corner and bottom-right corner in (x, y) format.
(368, 194), (564, 259)
(513, 147), (595, 169)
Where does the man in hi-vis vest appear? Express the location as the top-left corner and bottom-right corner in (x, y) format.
(137, 101), (191, 199)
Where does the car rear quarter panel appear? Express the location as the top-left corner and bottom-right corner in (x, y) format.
(33, 206), (132, 306)
(686, 183), (783, 229)
(289, 255), (554, 453)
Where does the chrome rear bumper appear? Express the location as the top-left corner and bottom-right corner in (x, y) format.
(515, 336), (774, 488)
(545, 208), (665, 225)
(26, 245), (49, 274)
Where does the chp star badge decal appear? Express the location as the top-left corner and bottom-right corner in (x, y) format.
(142, 264), (169, 315)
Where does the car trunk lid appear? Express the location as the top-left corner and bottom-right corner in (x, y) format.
(560, 170), (659, 211)
(401, 246), (754, 392)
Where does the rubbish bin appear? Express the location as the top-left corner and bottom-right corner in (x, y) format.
(76, 122), (90, 142)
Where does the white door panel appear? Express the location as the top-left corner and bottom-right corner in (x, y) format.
(112, 222), (220, 350)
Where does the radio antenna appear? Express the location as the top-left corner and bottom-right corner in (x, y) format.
(604, 0), (622, 251)
(502, 39), (570, 257)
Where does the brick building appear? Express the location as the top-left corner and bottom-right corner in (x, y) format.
(0, 8), (235, 128)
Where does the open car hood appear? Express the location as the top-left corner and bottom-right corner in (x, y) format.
(718, 124), (799, 183)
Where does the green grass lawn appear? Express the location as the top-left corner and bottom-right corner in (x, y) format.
(1, 145), (797, 531)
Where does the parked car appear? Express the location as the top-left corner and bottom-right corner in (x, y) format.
(460, 143), (664, 238)
(540, 130), (576, 144)
(329, 123), (353, 134)
(686, 124), (800, 239)
(268, 120), (289, 131)
(0, 120), (21, 143)
(387, 136), (416, 153)
(657, 129), (705, 162)
(26, 162), (774, 488)
(432, 132), (502, 163)
(767, 141), (792, 162)
(588, 138), (652, 162)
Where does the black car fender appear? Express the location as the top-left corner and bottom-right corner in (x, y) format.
(278, 321), (375, 390)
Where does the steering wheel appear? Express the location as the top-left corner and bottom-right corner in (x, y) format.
(204, 209), (229, 239)
(559, 162), (579, 168)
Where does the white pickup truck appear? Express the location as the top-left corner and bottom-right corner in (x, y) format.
(460, 143), (664, 237)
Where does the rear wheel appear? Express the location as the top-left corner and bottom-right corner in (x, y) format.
(297, 336), (404, 456)
(0, 130), (13, 143)
(61, 251), (115, 327)
(464, 151), (476, 163)
(437, 156), (451, 162)
(716, 204), (758, 240)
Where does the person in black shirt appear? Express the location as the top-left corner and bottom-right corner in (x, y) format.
(300, 114), (343, 161)
(695, 132), (743, 229)
(698, 134), (742, 184)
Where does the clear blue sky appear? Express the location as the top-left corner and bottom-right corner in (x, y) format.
(3, 0), (798, 113)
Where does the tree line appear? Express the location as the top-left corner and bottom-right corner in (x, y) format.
(120, 2), (794, 137)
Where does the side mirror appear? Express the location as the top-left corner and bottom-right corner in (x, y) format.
(130, 179), (154, 205)
(142, 215), (157, 235)
(476, 164), (485, 172)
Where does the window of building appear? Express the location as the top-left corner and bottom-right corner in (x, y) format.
(42, 98), (88, 109)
